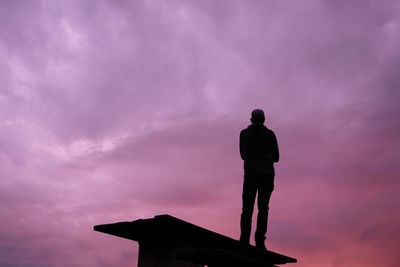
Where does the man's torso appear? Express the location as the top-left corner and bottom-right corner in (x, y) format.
(240, 124), (278, 176)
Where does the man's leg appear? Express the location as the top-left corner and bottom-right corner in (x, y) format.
(255, 174), (274, 249)
(240, 176), (257, 244)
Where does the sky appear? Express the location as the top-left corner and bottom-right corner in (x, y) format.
(1, 0), (400, 266)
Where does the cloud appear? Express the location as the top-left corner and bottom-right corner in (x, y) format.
(0, 0), (399, 266)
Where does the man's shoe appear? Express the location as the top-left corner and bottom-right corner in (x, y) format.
(255, 241), (267, 250)
(255, 237), (267, 250)
(239, 237), (250, 245)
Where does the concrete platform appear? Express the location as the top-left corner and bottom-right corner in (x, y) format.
(94, 214), (297, 267)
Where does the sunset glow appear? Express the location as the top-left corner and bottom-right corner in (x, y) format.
(1, 1), (399, 266)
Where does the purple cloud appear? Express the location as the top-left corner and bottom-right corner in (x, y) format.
(1, 0), (399, 266)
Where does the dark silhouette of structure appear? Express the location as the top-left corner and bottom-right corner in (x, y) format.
(239, 109), (279, 249)
(94, 214), (297, 267)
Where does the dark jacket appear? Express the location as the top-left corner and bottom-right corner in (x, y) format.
(240, 123), (279, 175)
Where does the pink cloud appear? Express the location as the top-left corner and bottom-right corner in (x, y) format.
(1, 0), (399, 266)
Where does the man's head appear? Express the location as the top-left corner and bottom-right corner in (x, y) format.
(250, 109), (265, 124)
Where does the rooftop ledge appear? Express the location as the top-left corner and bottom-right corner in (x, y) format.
(94, 214), (297, 267)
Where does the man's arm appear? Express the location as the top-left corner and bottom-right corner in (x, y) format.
(271, 131), (279, 162)
(240, 130), (245, 160)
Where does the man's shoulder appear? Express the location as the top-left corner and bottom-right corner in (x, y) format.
(241, 124), (276, 133)
(265, 127), (275, 134)
(240, 125), (254, 135)
(265, 128), (276, 138)
(241, 124), (273, 133)
(240, 129), (247, 138)
(240, 126), (251, 133)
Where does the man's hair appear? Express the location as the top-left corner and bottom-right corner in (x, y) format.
(250, 109), (265, 124)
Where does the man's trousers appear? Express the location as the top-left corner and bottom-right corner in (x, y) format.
(240, 173), (274, 244)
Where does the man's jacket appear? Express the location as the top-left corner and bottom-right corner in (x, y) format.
(240, 123), (279, 176)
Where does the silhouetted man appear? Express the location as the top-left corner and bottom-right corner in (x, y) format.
(239, 109), (279, 250)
